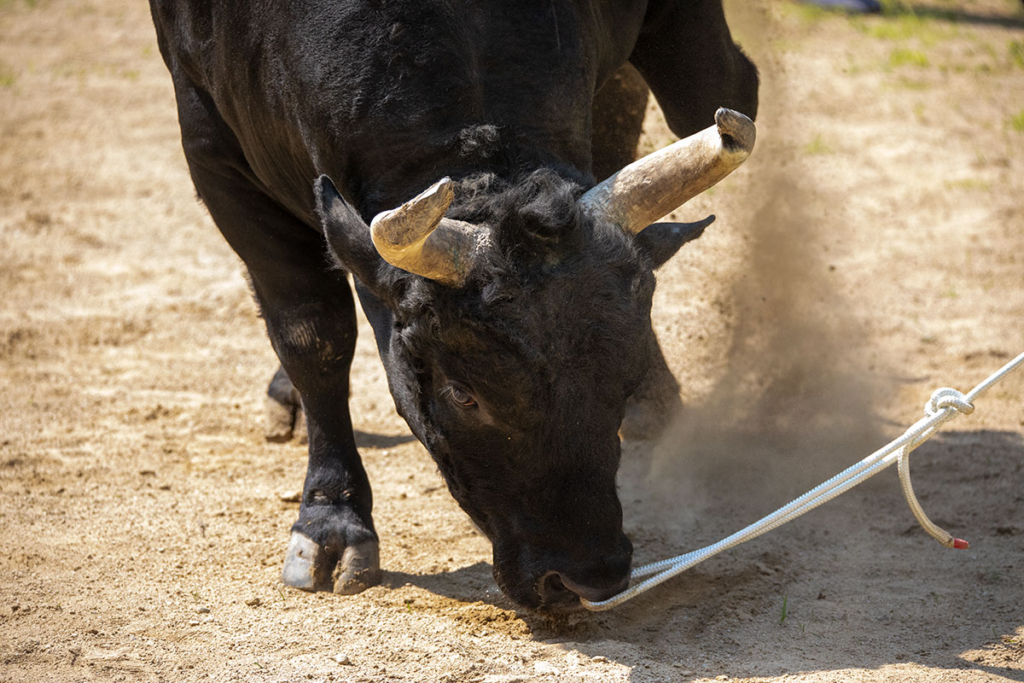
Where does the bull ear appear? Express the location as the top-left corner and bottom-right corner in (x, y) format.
(315, 175), (388, 293)
(634, 215), (715, 269)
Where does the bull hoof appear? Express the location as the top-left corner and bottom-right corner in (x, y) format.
(264, 394), (298, 442)
(264, 366), (306, 443)
(282, 531), (381, 595)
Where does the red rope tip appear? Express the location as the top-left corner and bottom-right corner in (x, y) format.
(952, 538), (970, 550)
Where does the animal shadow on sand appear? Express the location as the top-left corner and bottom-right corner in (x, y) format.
(353, 430), (416, 450)
(582, 429), (1023, 681)
(382, 563), (497, 605)
(382, 429), (1023, 681)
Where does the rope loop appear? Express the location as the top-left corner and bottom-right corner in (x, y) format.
(581, 350), (1024, 612)
(926, 387), (974, 417)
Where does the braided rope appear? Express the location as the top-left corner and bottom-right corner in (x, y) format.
(583, 350), (1024, 611)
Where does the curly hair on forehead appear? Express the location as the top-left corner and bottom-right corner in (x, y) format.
(446, 165), (590, 253)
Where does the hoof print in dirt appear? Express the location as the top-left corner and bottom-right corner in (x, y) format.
(281, 532), (380, 595)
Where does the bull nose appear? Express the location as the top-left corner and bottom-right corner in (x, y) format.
(561, 571), (630, 602)
(534, 534), (633, 606)
(537, 569), (630, 605)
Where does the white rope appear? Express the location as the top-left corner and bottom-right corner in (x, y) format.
(583, 350), (1024, 611)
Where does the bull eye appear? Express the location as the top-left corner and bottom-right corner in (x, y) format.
(445, 384), (478, 409)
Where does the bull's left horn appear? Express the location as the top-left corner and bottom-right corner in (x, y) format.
(370, 178), (481, 287)
(579, 107), (755, 234)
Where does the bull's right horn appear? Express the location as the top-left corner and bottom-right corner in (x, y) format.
(579, 107), (755, 234)
(370, 178), (482, 287)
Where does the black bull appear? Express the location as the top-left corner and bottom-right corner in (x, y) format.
(150, 0), (758, 610)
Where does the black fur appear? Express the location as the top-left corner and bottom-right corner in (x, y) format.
(151, 0), (758, 609)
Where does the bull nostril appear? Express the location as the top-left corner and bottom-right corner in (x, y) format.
(537, 570), (630, 605)
(558, 572), (630, 603)
(538, 572), (575, 604)
(546, 573), (566, 594)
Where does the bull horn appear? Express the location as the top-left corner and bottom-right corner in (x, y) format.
(579, 107), (756, 234)
(370, 178), (481, 287)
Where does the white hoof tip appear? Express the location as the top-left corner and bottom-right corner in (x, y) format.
(281, 532), (326, 591)
(281, 532), (380, 595)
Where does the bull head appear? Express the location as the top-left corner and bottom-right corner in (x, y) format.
(316, 109), (755, 609)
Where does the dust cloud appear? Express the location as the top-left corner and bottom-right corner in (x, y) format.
(647, 1), (889, 509)
(649, 173), (885, 506)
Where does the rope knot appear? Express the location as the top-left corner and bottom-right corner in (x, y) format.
(926, 387), (974, 417)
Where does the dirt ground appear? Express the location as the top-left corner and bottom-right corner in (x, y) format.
(1, 0), (1022, 681)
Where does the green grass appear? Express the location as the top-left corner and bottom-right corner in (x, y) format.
(0, 0), (39, 9)
(888, 48), (930, 69)
(880, 0), (915, 13)
(786, 2), (831, 23)
(0, 58), (20, 88)
(944, 178), (991, 191)
(851, 3), (957, 45)
(880, 0), (962, 24)
(804, 134), (834, 155)
(769, 37), (801, 54)
(897, 76), (930, 90)
(1010, 40), (1024, 70)
(862, 15), (947, 44)
(1010, 110), (1024, 132)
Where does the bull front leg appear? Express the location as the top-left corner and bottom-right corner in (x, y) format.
(246, 243), (381, 595)
(235, 227), (381, 594)
(265, 297), (380, 595)
(173, 78), (380, 593)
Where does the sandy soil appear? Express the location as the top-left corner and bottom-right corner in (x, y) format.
(1, 0), (1022, 681)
